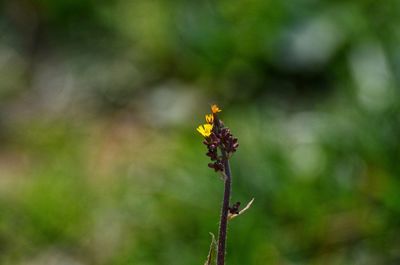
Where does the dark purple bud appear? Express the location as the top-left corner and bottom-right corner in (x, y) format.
(228, 202), (241, 214)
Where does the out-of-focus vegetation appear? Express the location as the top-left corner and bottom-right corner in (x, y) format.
(0, 0), (399, 264)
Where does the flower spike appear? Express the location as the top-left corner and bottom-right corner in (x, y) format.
(196, 104), (248, 265)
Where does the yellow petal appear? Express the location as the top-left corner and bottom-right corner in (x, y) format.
(196, 125), (205, 135)
(211, 104), (222, 114)
(196, 125), (206, 136)
(203, 124), (213, 136)
(205, 114), (214, 124)
(196, 124), (213, 137)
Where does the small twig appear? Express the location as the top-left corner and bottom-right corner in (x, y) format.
(217, 156), (231, 265)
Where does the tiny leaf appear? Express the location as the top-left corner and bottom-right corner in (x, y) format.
(228, 198), (254, 221)
(204, 232), (217, 265)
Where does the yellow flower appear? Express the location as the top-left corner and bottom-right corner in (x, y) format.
(211, 104), (222, 114)
(197, 124), (213, 137)
(205, 114), (214, 124)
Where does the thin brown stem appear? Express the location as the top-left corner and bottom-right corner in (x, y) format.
(217, 153), (231, 265)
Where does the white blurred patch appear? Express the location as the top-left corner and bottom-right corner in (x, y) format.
(290, 144), (326, 179)
(283, 111), (328, 145)
(142, 81), (203, 127)
(349, 42), (394, 110)
(283, 112), (328, 179)
(282, 16), (344, 68)
(0, 44), (27, 91)
(32, 56), (76, 113)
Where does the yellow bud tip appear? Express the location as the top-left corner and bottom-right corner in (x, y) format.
(211, 104), (222, 114)
(196, 124), (213, 137)
(205, 114), (214, 124)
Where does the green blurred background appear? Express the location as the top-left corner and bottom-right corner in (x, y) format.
(0, 0), (400, 264)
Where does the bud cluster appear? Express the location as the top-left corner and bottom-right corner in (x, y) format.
(203, 133), (224, 172)
(219, 128), (239, 154)
(203, 126), (239, 172)
(196, 104), (239, 173)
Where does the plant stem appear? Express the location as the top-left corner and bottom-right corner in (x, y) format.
(217, 155), (232, 265)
